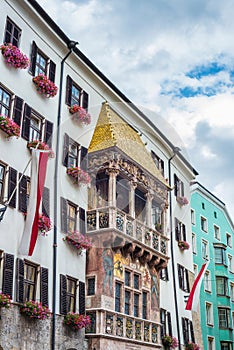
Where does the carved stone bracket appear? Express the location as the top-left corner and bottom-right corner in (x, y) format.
(155, 259), (168, 272)
(132, 246), (144, 260)
(148, 255), (160, 269)
(139, 250), (152, 265)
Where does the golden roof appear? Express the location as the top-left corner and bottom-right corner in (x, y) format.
(88, 102), (169, 186)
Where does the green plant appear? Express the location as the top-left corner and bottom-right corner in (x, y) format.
(64, 312), (91, 330)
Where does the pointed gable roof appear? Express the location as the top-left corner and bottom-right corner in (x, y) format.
(89, 102), (169, 187)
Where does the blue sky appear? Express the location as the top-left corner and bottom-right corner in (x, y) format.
(41, 0), (234, 215)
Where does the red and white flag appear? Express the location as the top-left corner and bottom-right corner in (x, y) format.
(185, 261), (209, 311)
(19, 149), (49, 256)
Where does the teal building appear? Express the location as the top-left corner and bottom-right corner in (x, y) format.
(191, 182), (234, 350)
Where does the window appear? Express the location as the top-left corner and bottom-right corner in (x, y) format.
(208, 337), (214, 350)
(63, 134), (88, 171)
(0, 163), (6, 203)
(60, 275), (85, 315)
(116, 176), (130, 214)
(135, 187), (146, 222)
(87, 277), (95, 296)
(193, 264), (198, 278)
(201, 216), (207, 232)
(228, 255), (233, 273)
(124, 290), (131, 315)
(214, 225), (220, 240)
(202, 202), (205, 209)
(230, 283), (234, 302)
(125, 270), (131, 287)
(60, 197), (85, 234)
(151, 151), (164, 176)
(160, 309), (172, 337)
(204, 271), (211, 292)
(226, 233), (232, 248)
(0, 85), (11, 117)
(206, 303), (213, 325)
(214, 211), (217, 218)
(134, 274), (140, 289)
(178, 264), (190, 292)
(221, 342), (232, 350)
(142, 292), (147, 319)
(216, 277), (228, 296)
(133, 293), (139, 317)
(174, 174), (184, 197)
(214, 247), (226, 265)
(66, 75), (89, 109)
(192, 233), (196, 254)
(181, 318), (195, 344)
(151, 200), (162, 230)
(18, 174), (30, 213)
(202, 240), (209, 260)
(191, 209), (195, 225)
(175, 218), (186, 241)
(30, 41), (56, 82)
(160, 267), (169, 281)
(4, 17), (21, 47)
(115, 282), (122, 312)
(16, 259), (48, 306)
(218, 308), (230, 328)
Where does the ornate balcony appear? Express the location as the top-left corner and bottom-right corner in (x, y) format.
(86, 309), (161, 347)
(86, 207), (168, 258)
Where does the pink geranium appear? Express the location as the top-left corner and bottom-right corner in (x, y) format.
(38, 214), (52, 235)
(0, 292), (12, 308)
(20, 300), (51, 320)
(178, 240), (190, 250)
(63, 231), (92, 253)
(67, 166), (91, 185)
(69, 105), (91, 125)
(0, 43), (30, 69)
(27, 140), (54, 158)
(64, 313), (91, 330)
(32, 74), (58, 97)
(0, 115), (20, 137)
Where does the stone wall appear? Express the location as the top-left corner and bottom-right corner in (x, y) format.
(0, 304), (88, 350)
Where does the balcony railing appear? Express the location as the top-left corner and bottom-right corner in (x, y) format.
(86, 309), (160, 346)
(86, 207), (168, 256)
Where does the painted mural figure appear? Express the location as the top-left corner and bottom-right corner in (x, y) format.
(102, 248), (114, 296)
(150, 268), (160, 309)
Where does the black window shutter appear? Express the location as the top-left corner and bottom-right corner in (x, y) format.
(8, 167), (17, 208)
(79, 281), (85, 315)
(186, 269), (190, 292)
(22, 104), (31, 141)
(174, 174), (178, 196)
(65, 75), (72, 106)
(79, 207), (86, 235)
(12, 96), (23, 126)
(175, 218), (179, 241)
(167, 312), (172, 336)
(18, 174), (27, 213)
(16, 258), (24, 303)
(29, 41), (37, 75)
(82, 91), (89, 110)
(2, 253), (14, 298)
(44, 120), (53, 148)
(40, 267), (49, 306)
(181, 181), (185, 196)
(60, 197), (68, 233)
(182, 318), (186, 343)
(60, 274), (67, 315)
(183, 224), (186, 241)
(42, 187), (50, 218)
(190, 321), (195, 342)
(48, 60), (56, 83)
(62, 133), (69, 167)
(80, 146), (88, 172)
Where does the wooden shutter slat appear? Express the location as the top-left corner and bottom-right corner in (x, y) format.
(80, 146), (88, 172)
(48, 60), (56, 83)
(22, 104), (31, 141)
(174, 174), (178, 196)
(60, 274), (67, 315)
(42, 187), (50, 218)
(60, 197), (67, 233)
(65, 75), (72, 106)
(79, 281), (85, 315)
(29, 41), (37, 75)
(167, 312), (172, 336)
(40, 267), (49, 306)
(62, 133), (69, 167)
(8, 167), (17, 208)
(2, 253), (14, 298)
(18, 174), (27, 213)
(79, 207), (86, 235)
(82, 91), (89, 110)
(44, 120), (53, 148)
(16, 258), (24, 303)
(12, 96), (23, 126)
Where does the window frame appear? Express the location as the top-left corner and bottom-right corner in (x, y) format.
(115, 281), (122, 313)
(214, 246), (226, 265)
(0, 84), (12, 117)
(0, 162), (7, 203)
(191, 209), (195, 225)
(65, 75), (89, 110)
(4, 17), (21, 47)
(202, 240), (209, 260)
(216, 276), (229, 296)
(24, 261), (39, 302)
(226, 233), (232, 248)
(67, 201), (78, 233)
(218, 308), (231, 329)
(206, 302), (213, 326)
(214, 225), (220, 240)
(87, 276), (95, 296)
(178, 264), (190, 292)
(204, 270), (211, 293)
(201, 216), (208, 232)
(66, 275), (78, 313)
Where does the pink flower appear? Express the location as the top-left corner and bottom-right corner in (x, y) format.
(38, 214), (52, 235)
(69, 105), (91, 125)
(64, 313), (91, 330)
(27, 140), (55, 158)
(178, 240), (190, 250)
(67, 166), (91, 185)
(63, 231), (92, 253)
(0, 115), (20, 137)
(32, 74), (58, 98)
(0, 43), (30, 69)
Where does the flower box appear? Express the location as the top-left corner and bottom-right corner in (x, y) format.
(63, 231), (92, 254)
(64, 312), (91, 330)
(32, 74), (58, 98)
(19, 300), (51, 320)
(177, 196), (189, 206)
(162, 335), (179, 349)
(38, 214), (52, 236)
(67, 166), (91, 185)
(0, 43), (30, 69)
(69, 105), (91, 125)
(0, 292), (11, 308)
(0, 115), (20, 137)
(185, 342), (200, 350)
(178, 240), (190, 251)
(27, 140), (54, 158)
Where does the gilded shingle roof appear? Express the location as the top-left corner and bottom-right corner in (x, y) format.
(89, 102), (169, 186)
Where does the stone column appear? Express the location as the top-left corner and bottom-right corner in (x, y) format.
(129, 180), (137, 218)
(145, 192), (153, 228)
(106, 169), (119, 207)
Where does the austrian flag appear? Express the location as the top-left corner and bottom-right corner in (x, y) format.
(19, 149), (49, 256)
(185, 261), (209, 311)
